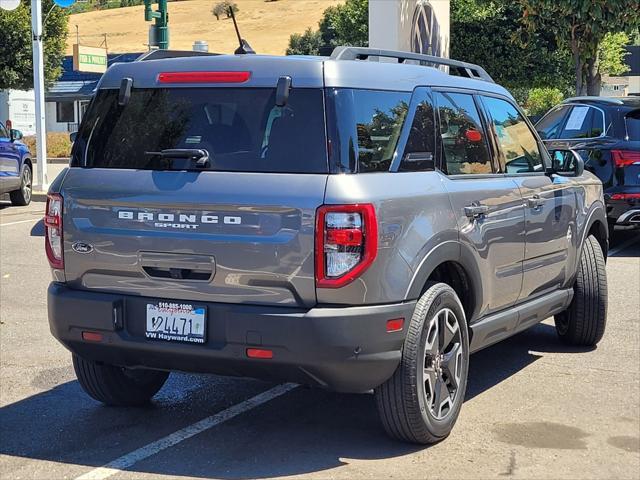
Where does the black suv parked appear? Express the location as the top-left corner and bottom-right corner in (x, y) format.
(536, 96), (640, 226)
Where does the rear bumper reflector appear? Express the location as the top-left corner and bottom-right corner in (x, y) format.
(247, 348), (273, 359)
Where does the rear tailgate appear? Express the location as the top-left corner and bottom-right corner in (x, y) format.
(59, 62), (330, 308)
(61, 168), (326, 307)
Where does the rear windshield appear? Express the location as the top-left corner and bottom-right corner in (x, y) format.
(71, 87), (328, 173)
(626, 110), (640, 141)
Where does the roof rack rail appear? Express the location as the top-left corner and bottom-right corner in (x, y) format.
(562, 96), (624, 105)
(136, 50), (219, 62)
(330, 46), (494, 83)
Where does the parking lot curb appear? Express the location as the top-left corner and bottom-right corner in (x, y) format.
(32, 191), (48, 202)
(32, 158), (70, 164)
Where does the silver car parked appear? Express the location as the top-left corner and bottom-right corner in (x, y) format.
(46, 47), (608, 444)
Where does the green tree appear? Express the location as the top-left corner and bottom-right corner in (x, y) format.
(0, 0), (68, 91)
(287, 0), (368, 55)
(523, 87), (564, 117)
(516, 0), (640, 95)
(598, 32), (631, 77)
(450, 0), (573, 94)
(286, 28), (322, 56)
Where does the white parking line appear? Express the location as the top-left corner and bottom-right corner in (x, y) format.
(608, 234), (640, 256)
(0, 219), (38, 227)
(75, 383), (297, 480)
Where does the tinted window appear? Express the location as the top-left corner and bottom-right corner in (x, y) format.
(434, 92), (493, 175)
(558, 106), (604, 139)
(536, 105), (570, 140)
(72, 88), (328, 173)
(326, 89), (410, 173)
(400, 99), (436, 172)
(625, 110), (640, 141)
(482, 96), (544, 173)
(56, 101), (74, 123)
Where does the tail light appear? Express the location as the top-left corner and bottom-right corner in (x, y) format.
(45, 193), (64, 269)
(315, 204), (377, 288)
(612, 150), (640, 167)
(610, 193), (640, 201)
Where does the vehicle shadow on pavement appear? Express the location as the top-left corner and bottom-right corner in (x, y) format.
(0, 322), (592, 478)
(466, 322), (593, 402)
(30, 219), (44, 236)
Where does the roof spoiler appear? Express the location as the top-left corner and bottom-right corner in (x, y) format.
(136, 50), (219, 62)
(563, 96), (624, 105)
(329, 46), (494, 83)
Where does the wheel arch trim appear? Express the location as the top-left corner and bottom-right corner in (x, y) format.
(405, 241), (483, 321)
(579, 202), (608, 260)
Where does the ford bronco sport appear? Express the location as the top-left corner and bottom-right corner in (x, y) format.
(47, 47), (609, 444)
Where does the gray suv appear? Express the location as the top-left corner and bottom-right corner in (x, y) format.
(47, 47), (609, 444)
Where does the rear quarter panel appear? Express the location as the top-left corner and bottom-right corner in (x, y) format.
(569, 171), (607, 282)
(320, 171), (458, 305)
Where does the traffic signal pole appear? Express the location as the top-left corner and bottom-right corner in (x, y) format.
(32, 0), (48, 190)
(144, 0), (169, 50)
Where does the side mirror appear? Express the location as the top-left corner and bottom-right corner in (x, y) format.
(549, 149), (584, 177)
(10, 129), (23, 141)
(70, 131), (78, 143)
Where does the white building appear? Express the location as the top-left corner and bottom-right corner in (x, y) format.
(45, 52), (142, 133)
(369, 0), (450, 57)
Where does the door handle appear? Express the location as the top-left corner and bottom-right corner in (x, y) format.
(527, 195), (545, 209)
(464, 203), (489, 218)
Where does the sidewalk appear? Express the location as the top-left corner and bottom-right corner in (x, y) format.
(32, 160), (69, 202)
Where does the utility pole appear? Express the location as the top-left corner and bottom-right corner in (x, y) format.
(32, 0), (48, 190)
(144, 0), (169, 50)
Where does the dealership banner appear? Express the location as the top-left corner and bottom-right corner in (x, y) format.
(73, 44), (108, 74)
(369, 0), (450, 58)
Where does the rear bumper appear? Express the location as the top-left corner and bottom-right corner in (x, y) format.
(48, 283), (415, 393)
(605, 191), (640, 225)
(607, 202), (640, 225)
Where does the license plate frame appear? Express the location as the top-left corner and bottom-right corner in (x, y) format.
(145, 302), (206, 344)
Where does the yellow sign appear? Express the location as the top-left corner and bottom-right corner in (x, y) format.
(73, 44), (107, 73)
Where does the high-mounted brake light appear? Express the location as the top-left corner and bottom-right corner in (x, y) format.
(157, 71), (251, 84)
(612, 150), (640, 168)
(315, 204), (377, 288)
(45, 193), (64, 269)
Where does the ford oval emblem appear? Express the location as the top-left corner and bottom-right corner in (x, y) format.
(72, 242), (94, 254)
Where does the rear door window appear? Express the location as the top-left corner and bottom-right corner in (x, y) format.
(72, 87), (328, 173)
(558, 106), (604, 139)
(535, 105), (570, 140)
(399, 97), (436, 172)
(434, 91), (494, 175)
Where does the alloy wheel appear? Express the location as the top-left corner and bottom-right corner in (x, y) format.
(423, 307), (463, 420)
(22, 167), (32, 204)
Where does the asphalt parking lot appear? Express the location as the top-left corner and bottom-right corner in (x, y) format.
(1, 200), (639, 480)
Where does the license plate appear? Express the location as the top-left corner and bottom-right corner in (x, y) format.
(145, 302), (206, 344)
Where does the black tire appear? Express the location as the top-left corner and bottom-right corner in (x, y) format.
(554, 234), (608, 346)
(375, 282), (469, 444)
(9, 164), (32, 206)
(72, 354), (169, 406)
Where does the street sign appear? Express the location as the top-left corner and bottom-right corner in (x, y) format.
(53, 0), (75, 7)
(73, 44), (107, 73)
(0, 0), (21, 11)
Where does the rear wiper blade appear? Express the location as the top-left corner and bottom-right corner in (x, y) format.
(144, 149), (210, 168)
